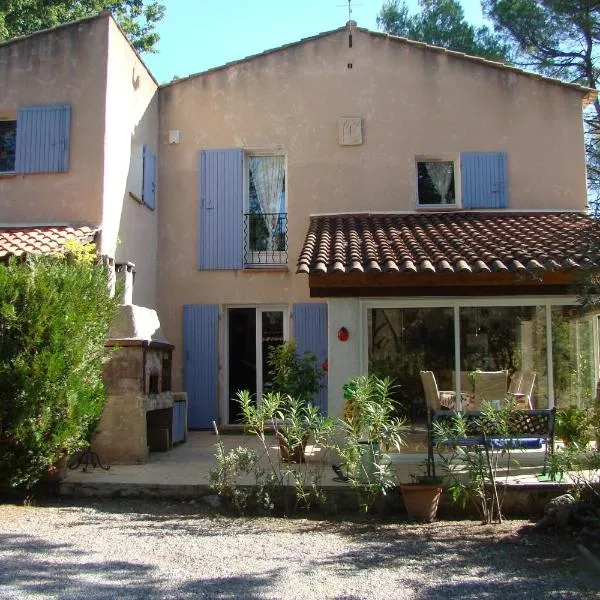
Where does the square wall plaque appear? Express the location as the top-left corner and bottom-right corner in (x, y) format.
(338, 117), (363, 146)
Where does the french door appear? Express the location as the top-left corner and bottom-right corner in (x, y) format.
(226, 306), (288, 424)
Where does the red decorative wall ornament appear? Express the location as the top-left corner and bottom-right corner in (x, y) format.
(321, 358), (329, 372)
(337, 327), (349, 342)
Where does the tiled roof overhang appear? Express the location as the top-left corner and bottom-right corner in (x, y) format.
(0, 225), (100, 259)
(297, 212), (600, 297)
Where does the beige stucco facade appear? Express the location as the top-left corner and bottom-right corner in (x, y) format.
(0, 17), (107, 226)
(157, 28), (589, 394)
(0, 16), (594, 427)
(0, 14), (159, 308)
(103, 18), (159, 309)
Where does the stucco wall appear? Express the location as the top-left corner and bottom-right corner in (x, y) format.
(328, 298), (361, 418)
(157, 28), (589, 390)
(103, 18), (159, 309)
(0, 17), (108, 226)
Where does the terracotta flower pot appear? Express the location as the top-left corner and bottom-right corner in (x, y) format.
(399, 483), (442, 522)
(276, 431), (308, 463)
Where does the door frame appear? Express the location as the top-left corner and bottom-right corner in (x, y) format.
(223, 304), (290, 425)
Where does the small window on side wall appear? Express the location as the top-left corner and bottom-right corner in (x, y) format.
(0, 120), (17, 173)
(417, 159), (457, 206)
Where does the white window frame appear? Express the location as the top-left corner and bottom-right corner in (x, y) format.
(359, 295), (594, 410)
(0, 117), (17, 174)
(415, 154), (461, 209)
(244, 151), (288, 266)
(222, 304), (290, 425)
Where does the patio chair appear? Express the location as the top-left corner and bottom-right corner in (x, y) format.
(472, 370), (509, 409)
(507, 371), (536, 410)
(420, 371), (450, 411)
(451, 370), (474, 393)
(420, 371), (477, 411)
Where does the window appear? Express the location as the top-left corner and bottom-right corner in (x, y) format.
(0, 120), (16, 173)
(244, 154), (288, 266)
(417, 159), (457, 206)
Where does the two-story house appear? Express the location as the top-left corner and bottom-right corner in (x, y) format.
(1, 13), (598, 445)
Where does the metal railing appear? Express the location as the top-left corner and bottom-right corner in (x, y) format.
(244, 212), (288, 267)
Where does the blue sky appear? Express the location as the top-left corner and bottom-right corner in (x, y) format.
(144, 0), (487, 83)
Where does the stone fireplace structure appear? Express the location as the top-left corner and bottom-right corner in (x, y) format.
(91, 303), (187, 464)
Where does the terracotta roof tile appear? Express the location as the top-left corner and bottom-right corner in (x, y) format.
(296, 212), (599, 276)
(0, 225), (99, 259)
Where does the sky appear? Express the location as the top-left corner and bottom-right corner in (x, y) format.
(144, 0), (487, 84)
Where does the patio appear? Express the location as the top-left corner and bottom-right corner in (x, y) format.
(58, 430), (573, 516)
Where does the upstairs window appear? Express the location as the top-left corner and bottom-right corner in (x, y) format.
(245, 155), (287, 266)
(417, 159), (457, 206)
(0, 120), (16, 173)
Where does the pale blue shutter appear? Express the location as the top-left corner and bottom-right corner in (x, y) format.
(143, 145), (157, 210)
(172, 399), (186, 443)
(15, 104), (70, 173)
(198, 148), (243, 270)
(461, 152), (508, 209)
(293, 303), (328, 414)
(183, 304), (219, 429)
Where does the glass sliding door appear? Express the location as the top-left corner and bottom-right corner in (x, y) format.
(368, 307), (455, 424)
(459, 305), (548, 408)
(227, 306), (288, 424)
(552, 307), (596, 410)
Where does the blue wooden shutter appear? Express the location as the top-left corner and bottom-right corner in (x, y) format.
(198, 148), (243, 270)
(293, 303), (328, 414)
(461, 152), (508, 209)
(172, 399), (186, 443)
(143, 145), (157, 210)
(184, 304), (219, 429)
(15, 104), (71, 173)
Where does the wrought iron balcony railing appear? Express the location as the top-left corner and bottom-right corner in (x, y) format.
(244, 212), (288, 267)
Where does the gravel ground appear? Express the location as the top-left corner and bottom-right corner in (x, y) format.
(0, 499), (598, 600)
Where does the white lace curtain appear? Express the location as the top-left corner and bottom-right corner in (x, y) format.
(425, 162), (454, 203)
(249, 156), (285, 215)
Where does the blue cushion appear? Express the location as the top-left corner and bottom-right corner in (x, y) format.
(489, 438), (543, 449)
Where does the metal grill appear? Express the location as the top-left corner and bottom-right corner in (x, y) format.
(244, 212), (288, 267)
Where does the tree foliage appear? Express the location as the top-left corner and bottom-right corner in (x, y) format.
(483, 1), (600, 204)
(377, 0), (512, 62)
(0, 247), (120, 494)
(0, 0), (165, 53)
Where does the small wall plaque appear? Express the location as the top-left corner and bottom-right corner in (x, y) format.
(168, 130), (180, 144)
(338, 117), (363, 146)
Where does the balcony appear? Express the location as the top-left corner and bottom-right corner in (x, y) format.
(244, 212), (288, 267)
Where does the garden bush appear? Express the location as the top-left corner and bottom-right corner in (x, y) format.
(0, 244), (120, 494)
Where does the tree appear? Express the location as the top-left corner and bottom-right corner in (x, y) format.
(377, 0), (512, 63)
(0, 244), (120, 494)
(0, 0), (165, 53)
(483, 1), (600, 205)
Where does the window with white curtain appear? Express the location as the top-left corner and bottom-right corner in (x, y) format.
(246, 154), (287, 265)
(416, 158), (457, 206)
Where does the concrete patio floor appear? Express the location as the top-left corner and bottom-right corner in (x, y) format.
(58, 430), (569, 502)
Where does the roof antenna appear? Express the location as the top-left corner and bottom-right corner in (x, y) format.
(338, 0), (358, 48)
(347, 0), (353, 48)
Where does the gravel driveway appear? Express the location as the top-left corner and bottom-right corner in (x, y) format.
(0, 499), (597, 599)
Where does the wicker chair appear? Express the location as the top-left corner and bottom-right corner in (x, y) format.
(507, 371), (536, 409)
(420, 371), (476, 411)
(472, 370), (509, 409)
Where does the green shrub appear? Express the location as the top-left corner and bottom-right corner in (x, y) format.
(556, 405), (592, 447)
(267, 339), (323, 404)
(0, 248), (120, 493)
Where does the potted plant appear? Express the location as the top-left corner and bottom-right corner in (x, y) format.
(267, 340), (325, 462)
(335, 375), (406, 512)
(398, 401), (443, 521)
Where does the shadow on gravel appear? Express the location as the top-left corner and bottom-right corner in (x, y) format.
(301, 523), (598, 599)
(0, 532), (280, 599)
(0, 533), (160, 598)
